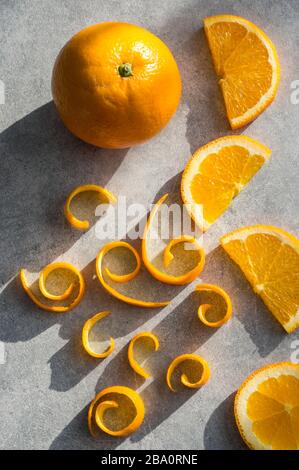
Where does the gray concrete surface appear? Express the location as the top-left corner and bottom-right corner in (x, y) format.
(0, 0), (299, 450)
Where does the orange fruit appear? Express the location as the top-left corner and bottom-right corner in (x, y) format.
(52, 22), (181, 148)
(181, 136), (271, 231)
(235, 362), (299, 450)
(221, 225), (299, 333)
(204, 15), (280, 129)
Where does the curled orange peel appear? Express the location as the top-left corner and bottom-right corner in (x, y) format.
(82, 311), (115, 359)
(20, 262), (85, 313)
(128, 332), (159, 379)
(64, 184), (116, 230)
(195, 283), (232, 328)
(96, 240), (169, 308)
(166, 353), (210, 392)
(88, 385), (145, 437)
(142, 194), (205, 285)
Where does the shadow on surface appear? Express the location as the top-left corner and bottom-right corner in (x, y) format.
(45, 207), (191, 391)
(49, 404), (126, 450)
(160, 15), (247, 154)
(0, 101), (127, 343)
(183, 27), (230, 153)
(203, 392), (247, 450)
(49, 286), (217, 448)
(94, 289), (217, 444)
(131, 289), (217, 442)
(47, 249), (179, 392)
(0, 101), (127, 278)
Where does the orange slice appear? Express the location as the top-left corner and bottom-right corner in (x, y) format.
(204, 15), (280, 129)
(221, 225), (299, 333)
(181, 136), (271, 231)
(235, 362), (299, 450)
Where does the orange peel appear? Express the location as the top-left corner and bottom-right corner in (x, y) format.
(82, 311), (115, 358)
(88, 385), (145, 437)
(128, 332), (159, 378)
(166, 353), (210, 392)
(195, 283), (233, 328)
(96, 240), (169, 308)
(20, 262), (85, 312)
(142, 194), (205, 285)
(64, 184), (116, 230)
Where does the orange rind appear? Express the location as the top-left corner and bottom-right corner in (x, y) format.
(20, 262), (85, 313)
(128, 332), (159, 379)
(96, 240), (169, 308)
(142, 194), (205, 284)
(64, 184), (116, 230)
(82, 311), (115, 359)
(195, 283), (232, 328)
(166, 353), (210, 392)
(88, 385), (145, 437)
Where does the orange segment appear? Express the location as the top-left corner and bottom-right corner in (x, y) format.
(181, 136), (271, 231)
(204, 15), (280, 129)
(235, 362), (299, 450)
(221, 225), (299, 333)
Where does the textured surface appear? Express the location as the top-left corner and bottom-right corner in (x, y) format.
(0, 0), (298, 450)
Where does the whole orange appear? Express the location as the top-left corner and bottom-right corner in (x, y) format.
(52, 22), (182, 148)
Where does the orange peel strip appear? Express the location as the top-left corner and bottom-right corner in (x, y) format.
(96, 240), (169, 308)
(20, 262), (85, 313)
(195, 283), (232, 328)
(142, 194), (205, 285)
(64, 184), (117, 230)
(128, 332), (159, 379)
(82, 311), (115, 359)
(88, 385), (145, 437)
(166, 353), (210, 392)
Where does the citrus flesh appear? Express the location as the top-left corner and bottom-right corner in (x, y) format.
(221, 226), (299, 333)
(204, 15), (280, 128)
(235, 362), (299, 449)
(181, 136), (271, 231)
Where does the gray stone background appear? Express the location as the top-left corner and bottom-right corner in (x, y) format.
(0, 0), (298, 450)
